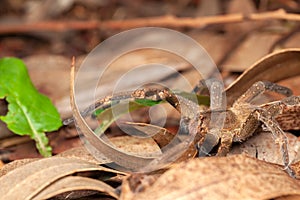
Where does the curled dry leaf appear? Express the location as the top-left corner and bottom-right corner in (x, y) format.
(124, 122), (197, 163)
(225, 48), (300, 106)
(32, 176), (119, 200)
(70, 59), (196, 172)
(70, 59), (157, 171)
(55, 146), (110, 164)
(0, 157), (125, 200)
(124, 122), (178, 148)
(131, 155), (300, 200)
(109, 135), (162, 157)
(0, 158), (38, 177)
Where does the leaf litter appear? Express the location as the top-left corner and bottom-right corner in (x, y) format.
(0, 157), (126, 199)
(1, 49), (298, 200)
(2, 1), (300, 199)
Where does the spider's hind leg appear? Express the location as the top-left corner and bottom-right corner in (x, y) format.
(255, 101), (296, 177)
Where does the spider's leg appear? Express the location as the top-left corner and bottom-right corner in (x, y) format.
(216, 130), (234, 156)
(63, 91), (134, 125)
(196, 80), (227, 156)
(196, 133), (217, 156)
(233, 81), (293, 106)
(255, 102), (296, 177)
(132, 88), (201, 119)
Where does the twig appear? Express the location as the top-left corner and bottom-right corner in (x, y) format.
(0, 9), (299, 34)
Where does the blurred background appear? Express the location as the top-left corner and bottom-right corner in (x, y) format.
(1, 0), (300, 58)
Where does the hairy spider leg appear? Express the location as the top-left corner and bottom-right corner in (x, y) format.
(233, 81), (292, 106)
(232, 81), (296, 177)
(203, 81), (292, 157)
(194, 79), (227, 156)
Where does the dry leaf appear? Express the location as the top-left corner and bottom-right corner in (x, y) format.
(124, 122), (178, 148)
(0, 158), (39, 177)
(55, 146), (109, 164)
(276, 195), (300, 200)
(131, 155), (300, 200)
(279, 76), (300, 95)
(121, 173), (161, 200)
(225, 48), (300, 106)
(223, 32), (281, 72)
(229, 132), (300, 165)
(109, 135), (162, 157)
(283, 31), (300, 50)
(0, 157), (124, 200)
(32, 176), (119, 200)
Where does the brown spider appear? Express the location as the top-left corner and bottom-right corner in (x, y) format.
(66, 75), (299, 176)
(130, 81), (299, 177)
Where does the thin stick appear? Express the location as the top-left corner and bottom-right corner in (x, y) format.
(0, 9), (299, 34)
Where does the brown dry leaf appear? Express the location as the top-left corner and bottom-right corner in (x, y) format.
(109, 135), (162, 157)
(276, 195), (300, 200)
(131, 155), (300, 200)
(55, 146), (110, 164)
(0, 100), (13, 139)
(121, 173), (161, 200)
(121, 122), (197, 165)
(124, 122), (200, 172)
(0, 158), (39, 177)
(229, 132), (300, 165)
(223, 32), (281, 72)
(279, 76), (300, 95)
(0, 157), (125, 199)
(32, 176), (119, 200)
(123, 122), (178, 148)
(282, 31), (300, 50)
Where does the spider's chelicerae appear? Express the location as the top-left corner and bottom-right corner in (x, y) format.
(71, 80), (300, 177)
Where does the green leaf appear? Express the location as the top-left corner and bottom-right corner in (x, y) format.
(0, 57), (62, 157)
(94, 101), (149, 134)
(93, 92), (209, 135)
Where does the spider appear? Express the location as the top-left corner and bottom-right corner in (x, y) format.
(66, 74), (299, 177)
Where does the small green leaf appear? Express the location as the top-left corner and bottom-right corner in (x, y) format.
(94, 101), (147, 134)
(0, 57), (62, 157)
(93, 92), (209, 135)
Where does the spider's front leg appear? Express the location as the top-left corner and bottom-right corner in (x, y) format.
(257, 96), (299, 177)
(194, 79), (229, 157)
(233, 81), (293, 107)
